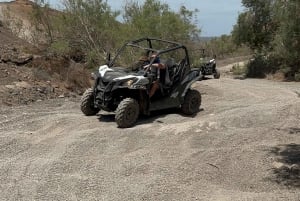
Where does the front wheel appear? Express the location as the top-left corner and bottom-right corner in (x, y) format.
(115, 98), (139, 128)
(213, 69), (220, 79)
(181, 89), (201, 115)
(80, 88), (100, 116)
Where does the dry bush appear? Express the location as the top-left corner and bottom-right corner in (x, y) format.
(64, 61), (91, 94)
(30, 55), (69, 78)
(30, 56), (91, 94)
(266, 71), (285, 81)
(231, 63), (246, 75)
(32, 68), (52, 81)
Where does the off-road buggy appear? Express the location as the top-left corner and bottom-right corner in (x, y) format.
(80, 37), (202, 128)
(198, 49), (220, 79)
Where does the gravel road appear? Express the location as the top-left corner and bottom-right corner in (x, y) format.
(0, 75), (299, 200)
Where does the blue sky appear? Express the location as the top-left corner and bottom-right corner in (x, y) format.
(0, 0), (244, 36)
(107, 0), (244, 36)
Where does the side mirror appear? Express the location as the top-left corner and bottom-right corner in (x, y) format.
(213, 54), (217, 59)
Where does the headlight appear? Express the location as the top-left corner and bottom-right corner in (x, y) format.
(122, 79), (134, 86)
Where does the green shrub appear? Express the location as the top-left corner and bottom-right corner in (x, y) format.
(294, 72), (300, 82)
(278, 64), (292, 75)
(86, 50), (102, 69)
(49, 41), (70, 57)
(245, 54), (277, 78)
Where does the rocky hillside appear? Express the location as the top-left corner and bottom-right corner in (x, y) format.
(0, 0), (59, 43)
(0, 17), (91, 106)
(0, 0), (36, 41)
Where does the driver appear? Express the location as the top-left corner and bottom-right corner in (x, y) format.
(132, 55), (149, 72)
(143, 53), (166, 98)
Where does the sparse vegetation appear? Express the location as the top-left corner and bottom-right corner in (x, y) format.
(232, 0), (300, 81)
(4, 0), (250, 71)
(3, 0), (299, 82)
(31, 0), (55, 44)
(48, 40), (70, 57)
(231, 63), (246, 76)
(245, 54), (275, 78)
(29, 0), (200, 67)
(199, 35), (251, 60)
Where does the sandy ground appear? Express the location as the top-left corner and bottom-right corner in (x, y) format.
(0, 69), (299, 200)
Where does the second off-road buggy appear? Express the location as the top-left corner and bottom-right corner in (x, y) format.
(80, 37), (202, 128)
(198, 49), (220, 79)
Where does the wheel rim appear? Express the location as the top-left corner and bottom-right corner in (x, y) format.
(125, 106), (137, 121)
(190, 96), (199, 111)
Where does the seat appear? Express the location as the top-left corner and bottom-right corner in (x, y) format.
(163, 58), (176, 86)
(172, 59), (186, 84)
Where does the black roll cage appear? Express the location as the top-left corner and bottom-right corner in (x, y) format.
(108, 37), (191, 69)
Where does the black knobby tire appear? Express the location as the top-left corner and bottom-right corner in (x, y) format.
(80, 88), (100, 116)
(213, 69), (220, 79)
(181, 89), (201, 115)
(115, 98), (139, 128)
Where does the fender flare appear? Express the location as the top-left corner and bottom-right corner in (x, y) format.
(181, 76), (201, 99)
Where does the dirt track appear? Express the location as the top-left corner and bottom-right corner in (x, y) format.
(0, 73), (299, 200)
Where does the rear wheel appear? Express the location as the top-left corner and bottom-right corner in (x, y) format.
(213, 69), (220, 79)
(80, 88), (100, 116)
(181, 89), (201, 115)
(115, 98), (139, 128)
